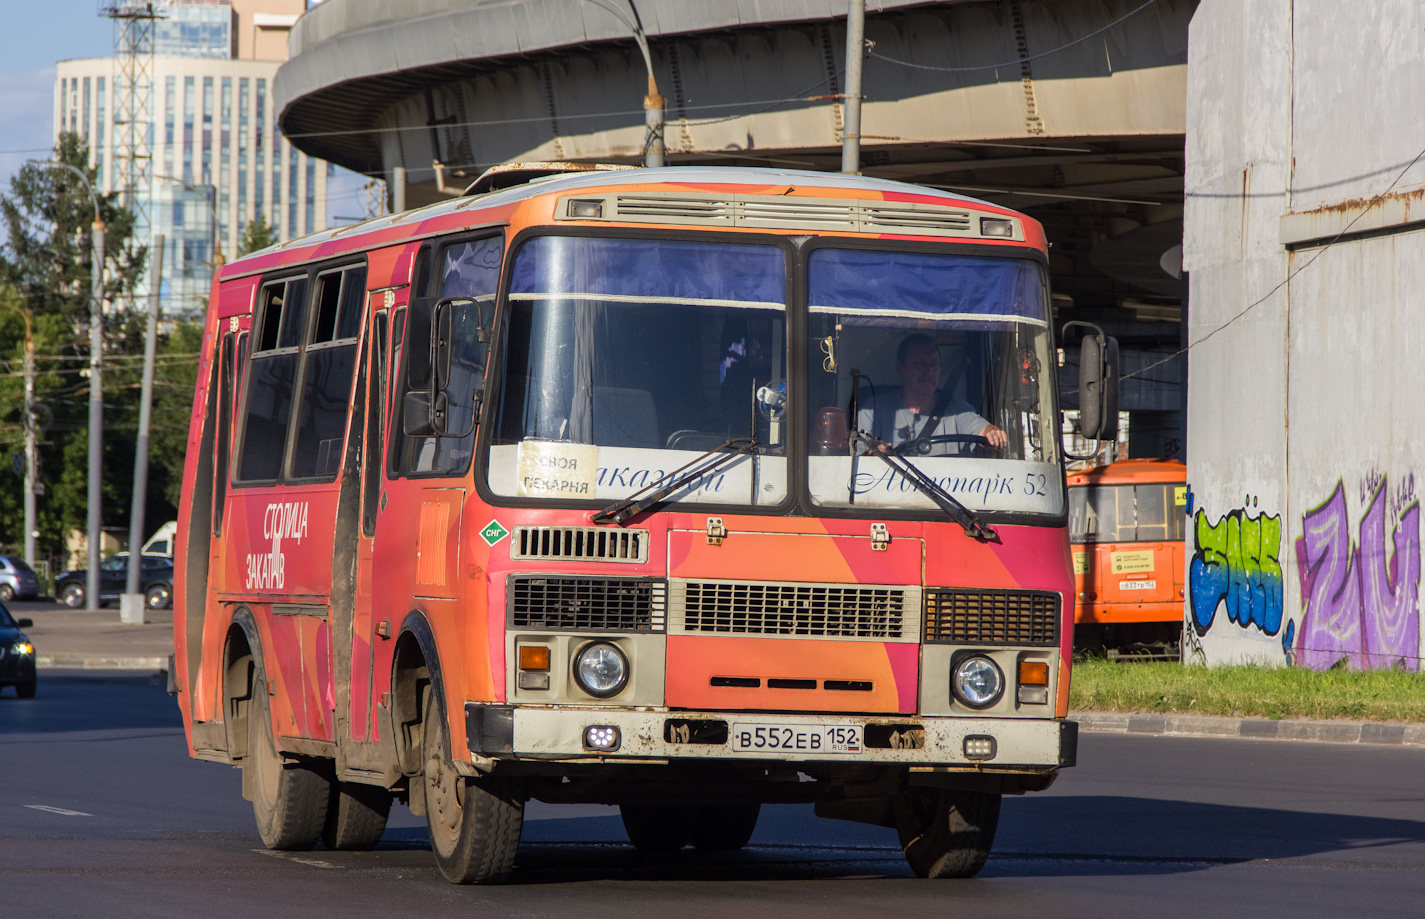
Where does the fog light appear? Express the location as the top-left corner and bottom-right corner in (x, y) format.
(583, 724), (621, 752)
(573, 641), (628, 698)
(952, 655), (1004, 709)
(980, 217), (1015, 238)
(963, 734), (997, 760)
(567, 198), (604, 219)
(518, 671), (551, 691)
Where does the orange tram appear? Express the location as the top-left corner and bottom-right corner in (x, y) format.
(172, 164), (1096, 883)
(1067, 459), (1187, 653)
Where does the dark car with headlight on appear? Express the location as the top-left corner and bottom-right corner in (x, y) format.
(0, 601), (36, 697)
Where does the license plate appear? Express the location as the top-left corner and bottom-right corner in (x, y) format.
(730, 723), (862, 754)
(1120, 579), (1157, 591)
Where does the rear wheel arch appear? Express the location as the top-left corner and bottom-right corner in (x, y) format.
(223, 608), (262, 764)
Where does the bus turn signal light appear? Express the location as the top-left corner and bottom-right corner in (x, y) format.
(519, 646), (551, 671)
(1018, 661), (1049, 686)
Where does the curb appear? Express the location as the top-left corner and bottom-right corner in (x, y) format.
(1073, 711), (1425, 747)
(37, 656), (167, 671)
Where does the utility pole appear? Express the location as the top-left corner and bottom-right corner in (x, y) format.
(22, 312), (37, 568)
(841, 0), (866, 175)
(582, 0), (664, 167)
(87, 216), (106, 612)
(122, 236), (163, 624)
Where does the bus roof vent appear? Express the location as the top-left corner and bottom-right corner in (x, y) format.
(613, 195), (734, 223)
(862, 204), (974, 234)
(740, 199), (857, 231)
(511, 526), (649, 564)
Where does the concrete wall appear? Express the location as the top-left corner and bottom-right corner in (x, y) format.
(1183, 0), (1425, 669)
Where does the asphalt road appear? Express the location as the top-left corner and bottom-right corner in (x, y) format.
(4, 671), (1425, 918)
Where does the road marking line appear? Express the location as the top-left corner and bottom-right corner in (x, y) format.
(24, 804), (93, 816)
(253, 849), (345, 869)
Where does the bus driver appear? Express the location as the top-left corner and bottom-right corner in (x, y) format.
(858, 333), (1008, 455)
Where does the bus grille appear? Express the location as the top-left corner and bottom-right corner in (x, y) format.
(922, 589), (1060, 646)
(511, 526), (647, 563)
(508, 576), (665, 631)
(674, 581), (914, 639)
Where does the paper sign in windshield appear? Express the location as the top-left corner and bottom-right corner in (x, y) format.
(516, 442), (599, 498)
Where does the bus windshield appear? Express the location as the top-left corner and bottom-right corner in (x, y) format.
(804, 246), (1062, 517)
(488, 235), (788, 507)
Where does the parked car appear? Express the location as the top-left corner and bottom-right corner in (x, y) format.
(0, 555), (41, 602)
(0, 601), (36, 697)
(56, 553), (174, 610)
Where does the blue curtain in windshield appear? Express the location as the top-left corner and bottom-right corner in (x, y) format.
(510, 236), (785, 307)
(808, 248), (1044, 326)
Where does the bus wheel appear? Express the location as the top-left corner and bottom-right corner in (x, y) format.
(323, 781), (391, 851)
(248, 683), (330, 850)
(690, 802), (760, 850)
(422, 695), (523, 883)
(894, 788), (1001, 879)
(619, 804), (693, 851)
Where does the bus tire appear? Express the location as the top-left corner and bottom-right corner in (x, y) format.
(690, 802), (760, 850)
(323, 781), (392, 851)
(619, 804), (692, 851)
(894, 788), (1000, 879)
(423, 695), (523, 883)
(248, 682), (330, 850)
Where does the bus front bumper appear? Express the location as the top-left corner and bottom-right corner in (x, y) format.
(466, 703), (1076, 768)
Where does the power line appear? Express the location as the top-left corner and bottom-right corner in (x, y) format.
(867, 0), (1160, 73)
(1120, 141), (1425, 383)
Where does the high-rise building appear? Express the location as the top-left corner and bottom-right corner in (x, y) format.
(56, 1), (327, 316)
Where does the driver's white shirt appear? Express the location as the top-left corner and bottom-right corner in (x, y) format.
(856, 388), (990, 455)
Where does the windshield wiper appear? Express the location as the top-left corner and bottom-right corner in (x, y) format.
(851, 431), (997, 540)
(591, 437), (759, 525)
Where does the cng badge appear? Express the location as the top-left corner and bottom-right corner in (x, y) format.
(480, 520), (510, 547)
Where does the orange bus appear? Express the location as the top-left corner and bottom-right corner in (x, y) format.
(1067, 459), (1187, 652)
(172, 164), (1092, 883)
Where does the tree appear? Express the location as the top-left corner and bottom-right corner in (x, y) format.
(0, 133), (149, 558)
(238, 214), (278, 256)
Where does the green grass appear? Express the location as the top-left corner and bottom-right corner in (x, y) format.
(1069, 658), (1425, 723)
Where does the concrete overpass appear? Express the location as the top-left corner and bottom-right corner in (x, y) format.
(275, 0), (1196, 454)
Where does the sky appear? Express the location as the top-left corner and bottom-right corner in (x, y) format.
(0, 0), (364, 240)
(0, 0), (115, 190)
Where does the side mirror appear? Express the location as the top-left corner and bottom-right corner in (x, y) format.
(17, 618), (33, 629)
(1077, 332), (1119, 440)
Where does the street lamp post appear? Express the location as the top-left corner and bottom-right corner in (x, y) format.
(29, 160), (104, 611)
(582, 0), (665, 168)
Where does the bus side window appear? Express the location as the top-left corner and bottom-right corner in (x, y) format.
(236, 277), (308, 482)
(389, 236), (500, 478)
(386, 306), (407, 478)
(212, 332), (234, 537)
(290, 264), (366, 480)
(362, 309), (389, 538)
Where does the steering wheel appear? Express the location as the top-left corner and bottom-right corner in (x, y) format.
(893, 433), (992, 456)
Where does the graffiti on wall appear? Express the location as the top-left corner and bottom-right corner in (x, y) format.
(1188, 499), (1291, 656)
(1294, 475), (1420, 671)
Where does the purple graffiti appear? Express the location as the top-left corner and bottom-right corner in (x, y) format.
(1295, 479), (1420, 671)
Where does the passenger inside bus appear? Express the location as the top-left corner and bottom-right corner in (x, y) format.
(856, 333), (1008, 456)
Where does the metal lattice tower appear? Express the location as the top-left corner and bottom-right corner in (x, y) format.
(102, 1), (162, 244)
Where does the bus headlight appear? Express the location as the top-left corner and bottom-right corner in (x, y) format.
(952, 655), (1004, 709)
(572, 642), (628, 698)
